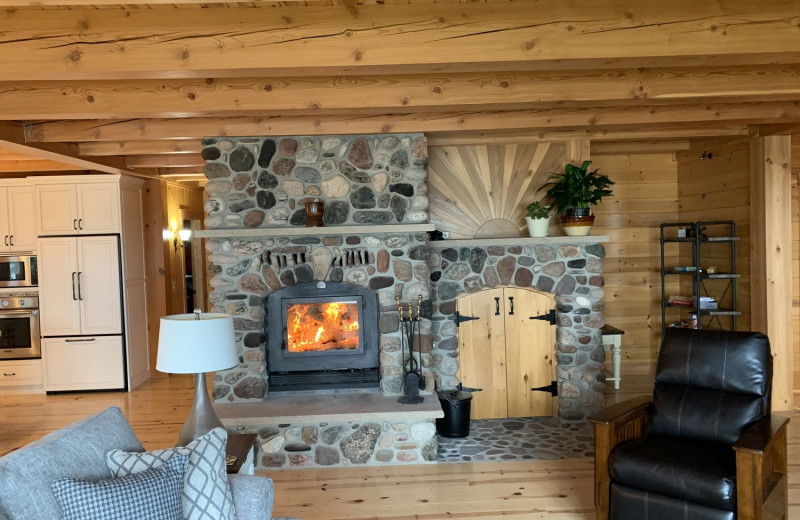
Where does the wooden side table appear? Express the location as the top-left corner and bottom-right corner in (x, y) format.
(226, 433), (257, 475)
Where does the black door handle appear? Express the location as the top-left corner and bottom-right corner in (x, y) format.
(494, 297), (500, 316)
(508, 296), (515, 316)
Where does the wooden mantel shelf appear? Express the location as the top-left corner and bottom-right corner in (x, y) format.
(428, 235), (610, 248)
(194, 223), (435, 239)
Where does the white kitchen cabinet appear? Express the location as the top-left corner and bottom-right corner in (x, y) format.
(41, 336), (124, 391)
(0, 182), (36, 252)
(34, 179), (120, 236)
(0, 359), (43, 393)
(38, 235), (122, 337)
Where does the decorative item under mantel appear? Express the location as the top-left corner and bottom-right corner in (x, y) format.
(304, 198), (324, 227)
(539, 160), (614, 236)
(524, 200), (551, 237)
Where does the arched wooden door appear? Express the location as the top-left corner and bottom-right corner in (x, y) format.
(456, 287), (556, 419)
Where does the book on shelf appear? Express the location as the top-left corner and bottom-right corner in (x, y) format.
(667, 295), (694, 306)
(699, 296), (718, 310)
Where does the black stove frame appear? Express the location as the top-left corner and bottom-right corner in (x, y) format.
(265, 281), (380, 390)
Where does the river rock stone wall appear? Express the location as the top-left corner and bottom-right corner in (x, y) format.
(201, 134), (428, 230)
(204, 134), (433, 402)
(229, 418), (438, 470)
(208, 232), (435, 401)
(427, 242), (607, 422)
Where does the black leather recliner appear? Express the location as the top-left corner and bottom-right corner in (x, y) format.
(589, 328), (789, 520)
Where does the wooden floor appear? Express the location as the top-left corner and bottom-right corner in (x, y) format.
(1, 374), (798, 520)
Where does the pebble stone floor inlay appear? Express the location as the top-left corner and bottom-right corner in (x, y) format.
(437, 416), (595, 463)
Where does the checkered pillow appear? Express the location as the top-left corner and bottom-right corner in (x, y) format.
(52, 453), (187, 520)
(106, 428), (236, 520)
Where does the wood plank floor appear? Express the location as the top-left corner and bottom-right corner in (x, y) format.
(1, 374), (798, 520)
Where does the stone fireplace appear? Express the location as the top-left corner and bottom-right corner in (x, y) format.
(199, 133), (607, 469)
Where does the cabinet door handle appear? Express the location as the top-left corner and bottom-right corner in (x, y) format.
(73, 219), (78, 230)
(78, 218), (83, 230)
(3, 235), (7, 246)
(8, 235), (13, 246)
(508, 296), (515, 316)
(65, 338), (96, 343)
(77, 272), (83, 300)
(495, 297), (500, 316)
(3, 372), (16, 376)
(71, 272), (77, 300)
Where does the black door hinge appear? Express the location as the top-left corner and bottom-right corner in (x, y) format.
(454, 311), (480, 327)
(531, 381), (558, 396)
(529, 309), (556, 325)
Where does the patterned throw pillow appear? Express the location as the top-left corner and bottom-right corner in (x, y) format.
(106, 428), (236, 520)
(52, 453), (187, 520)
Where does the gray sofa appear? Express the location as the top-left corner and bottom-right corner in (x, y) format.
(0, 406), (275, 520)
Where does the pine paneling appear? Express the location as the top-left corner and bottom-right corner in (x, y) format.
(592, 154), (679, 374)
(142, 179), (167, 377)
(159, 181), (205, 375)
(792, 135), (800, 402)
(676, 140), (752, 334)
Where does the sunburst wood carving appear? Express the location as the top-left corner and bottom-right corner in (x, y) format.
(428, 143), (565, 239)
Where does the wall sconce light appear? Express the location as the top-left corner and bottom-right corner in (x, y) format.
(164, 227), (192, 252)
(174, 229), (191, 252)
(700, 150), (713, 160)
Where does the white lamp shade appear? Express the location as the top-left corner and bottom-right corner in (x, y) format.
(157, 313), (238, 373)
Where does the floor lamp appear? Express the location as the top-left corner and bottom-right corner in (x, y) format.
(157, 311), (238, 446)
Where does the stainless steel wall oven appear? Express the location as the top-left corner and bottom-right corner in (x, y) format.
(0, 295), (41, 360)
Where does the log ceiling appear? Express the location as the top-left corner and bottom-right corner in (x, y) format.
(1, 0), (799, 183)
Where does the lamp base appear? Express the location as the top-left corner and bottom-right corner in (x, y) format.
(178, 372), (224, 447)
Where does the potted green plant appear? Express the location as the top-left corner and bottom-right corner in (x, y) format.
(539, 160), (614, 235)
(524, 200), (551, 237)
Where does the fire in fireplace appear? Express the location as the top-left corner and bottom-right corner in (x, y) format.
(286, 301), (359, 353)
(265, 282), (380, 391)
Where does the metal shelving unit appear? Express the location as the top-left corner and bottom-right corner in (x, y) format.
(660, 221), (741, 338)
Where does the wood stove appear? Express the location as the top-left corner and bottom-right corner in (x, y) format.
(265, 282), (380, 391)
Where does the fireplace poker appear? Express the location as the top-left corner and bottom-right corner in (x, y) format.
(397, 296), (424, 404)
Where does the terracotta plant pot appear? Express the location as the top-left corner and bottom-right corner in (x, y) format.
(560, 215), (595, 236)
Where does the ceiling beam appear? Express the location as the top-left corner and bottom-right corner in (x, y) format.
(127, 154), (205, 169)
(0, 160), (88, 172)
(24, 101), (800, 143)
(157, 167), (204, 177)
(590, 140), (692, 155)
(0, 0), (304, 5)
(0, 122), (139, 175)
(2, 1), (799, 81)
(749, 123), (800, 136)
(78, 140), (204, 156)
(3, 65), (800, 120)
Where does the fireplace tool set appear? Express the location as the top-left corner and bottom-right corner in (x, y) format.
(397, 295), (425, 404)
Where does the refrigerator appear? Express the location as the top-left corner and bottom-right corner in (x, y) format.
(37, 235), (126, 391)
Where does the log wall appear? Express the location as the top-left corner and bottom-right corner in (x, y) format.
(590, 154), (679, 374)
(675, 140), (752, 333)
